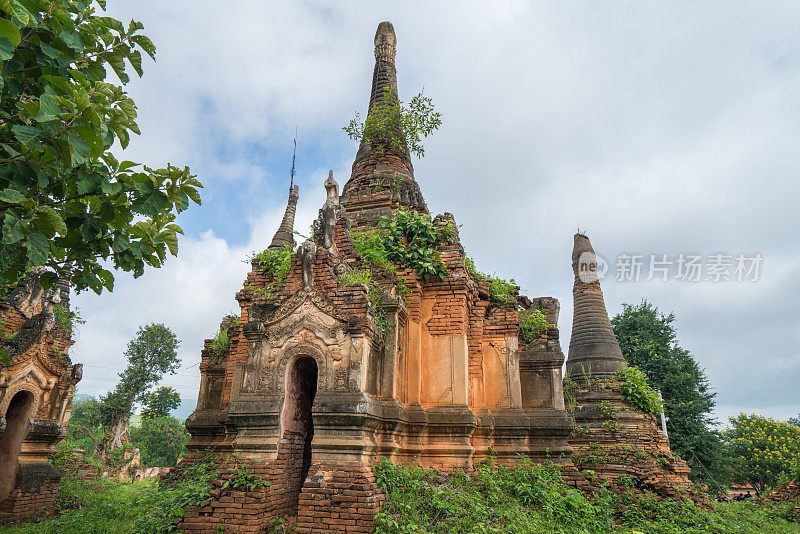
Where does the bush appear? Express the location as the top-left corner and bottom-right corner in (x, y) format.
(129, 415), (190, 467)
(519, 308), (554, 345)
(465, 256), (518, 305)
(0, 454), (217, 534)
(616, 366), (663, 415)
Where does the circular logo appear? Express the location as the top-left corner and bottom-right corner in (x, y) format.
(577, 251), (608, 283)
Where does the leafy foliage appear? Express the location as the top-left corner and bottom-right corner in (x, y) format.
(0, 450), (218, 533)
(0, 0), (202, 301)
(725, 413), (800, 494)
(379, 208), (449, 281)
(350, 228), (409, 299)
(372, 459), (800, 534)
(343, 87), (442, 158)
(518, 308), (554, 345)
(129, 415), (189, 467)
(789, 414), (800, 428)
(247, 244), (292, 300)
(616, 366), (663, 415)
(220, 458), (269, 492)
(465, 255), (518, 305)
(64, 394), (103, 453)
(140, 386), (180, 420)
(338, 268), (392, 341)
(611, 300), (727, 491)
(211, 327), (227, 355)
(52, 303), (84, 334)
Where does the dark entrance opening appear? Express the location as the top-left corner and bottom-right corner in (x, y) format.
(280, 356), (318, 514)
(0, 391), (34, 502)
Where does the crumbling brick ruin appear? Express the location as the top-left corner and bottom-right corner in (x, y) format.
(175, 21), (703, 533)
(0, 272), (83, 522)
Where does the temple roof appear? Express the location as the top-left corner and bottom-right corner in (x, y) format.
(340, 21), (427, 227)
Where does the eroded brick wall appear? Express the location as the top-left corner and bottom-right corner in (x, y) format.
(568, 381), (708, 504)
(0, 480), (58, 523)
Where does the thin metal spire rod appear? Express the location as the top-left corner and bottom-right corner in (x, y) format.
(290, 125), (298, 194)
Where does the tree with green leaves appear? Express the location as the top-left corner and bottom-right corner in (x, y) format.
(98, 323), (180, 452)
(65, 393), (103, 453)
(725, 413), (800, 494)
(129, 415), (189, 467)
(0, 1), (202, 306)
(789, 414), (800, 428)
(140, 385), (180, 421)
(611, 300), (728, 491)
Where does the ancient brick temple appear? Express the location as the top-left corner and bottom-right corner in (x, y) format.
(177, 21), (701, 533)
(0, 272), (83, 522)
(179, 21), (575, 533)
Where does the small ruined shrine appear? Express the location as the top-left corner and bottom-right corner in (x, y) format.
(177, 21), (701, 533)
(0, 272), (83, 522)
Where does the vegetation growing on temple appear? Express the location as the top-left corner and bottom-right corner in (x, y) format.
(616, 366), (664, 415)
(518, 308), (554, 345)
(344, 87), (442, 158)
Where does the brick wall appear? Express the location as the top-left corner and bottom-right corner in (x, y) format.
(0, 479), (58, 523)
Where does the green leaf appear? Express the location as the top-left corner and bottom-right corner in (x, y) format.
(131, 187), (169, 217)
(36, 95), (61, 122)
(35, 207), (67, 236)
(77, 173), (103, 194)
(25, 231), (49, 266)
(128, 49), (143, 77)
(160, 229), (178, 255)
(68, 133), (91, 164)
(0, 188), (26, 204)
(96, 268), (114, 292)
(2, 212), (26, 244)
(101, 181), (123, 195)
(130, 34), (156, 60)
(59, 29), (82, 50)
(0, 18), (21, 47)
(39, 41), (59, 58)
(105, 51), (127, 83)
(11, 124), (40, 144)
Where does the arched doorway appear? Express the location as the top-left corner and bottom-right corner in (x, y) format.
(280, 356), (318, 514)
(0, 391), (35, 502)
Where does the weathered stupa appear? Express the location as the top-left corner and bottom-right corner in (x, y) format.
(178, 21), (578, 533)
(0, 273), (83, 522)
(565, 233), (705, 502)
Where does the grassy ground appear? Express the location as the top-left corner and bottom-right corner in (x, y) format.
(373, 458), (800, 534)
(2, 459), (797, 533)
(0, 458), (216, 534)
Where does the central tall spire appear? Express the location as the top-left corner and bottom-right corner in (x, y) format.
(340, 21), (427, 227)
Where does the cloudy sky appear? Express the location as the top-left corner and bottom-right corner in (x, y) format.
(70, 1), (800, 425)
